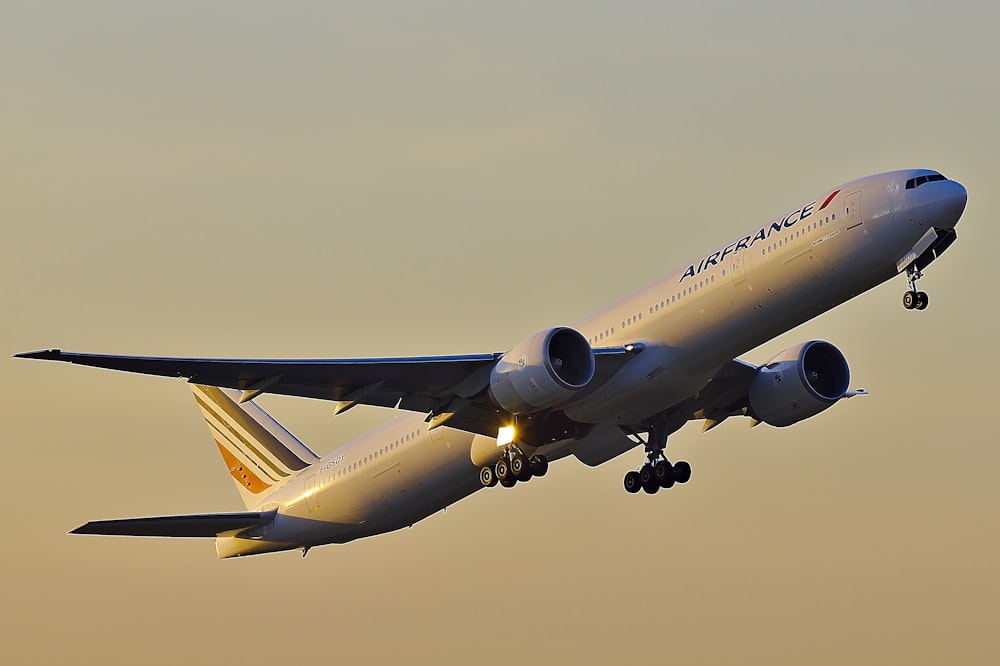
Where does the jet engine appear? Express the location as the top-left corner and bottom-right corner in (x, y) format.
(489, 327), (595, 415)
(747, 340), (851, 427)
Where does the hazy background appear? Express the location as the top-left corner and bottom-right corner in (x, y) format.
(3, 2), (997, 664)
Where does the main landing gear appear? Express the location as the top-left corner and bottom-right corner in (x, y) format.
(623, 455), (692, 495)
(480, 448), (548, 489)
(622, 416), (691, 495)
(902, 266), (929, 311)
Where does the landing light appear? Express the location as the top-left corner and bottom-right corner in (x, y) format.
(497, 425), (516, 447)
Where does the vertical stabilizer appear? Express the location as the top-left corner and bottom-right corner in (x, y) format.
(190, 384), (320, 509)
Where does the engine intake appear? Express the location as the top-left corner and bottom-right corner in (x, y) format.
(748, 340), (851, 427)
(489, 327), (595, 415)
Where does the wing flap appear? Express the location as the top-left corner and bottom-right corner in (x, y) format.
(71, 511), (274, 538)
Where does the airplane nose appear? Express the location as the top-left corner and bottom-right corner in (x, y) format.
(909, 179), (967, 230)
(933, 180), (968, 229)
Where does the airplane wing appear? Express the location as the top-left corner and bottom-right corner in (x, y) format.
(16, 347), (639, 438)
(71, 511), (275, 538)
(15, 348), (501, 406)
(686, 359), (759, 429)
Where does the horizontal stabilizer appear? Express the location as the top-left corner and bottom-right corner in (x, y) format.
(71, 511), (275, 538)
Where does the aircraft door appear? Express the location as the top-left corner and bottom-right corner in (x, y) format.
(731, 248), (748, 285)
(845, 190), (863, 229)
(304, 474), (319, 512)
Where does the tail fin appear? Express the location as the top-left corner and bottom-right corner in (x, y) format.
(191, 384), (320, 509)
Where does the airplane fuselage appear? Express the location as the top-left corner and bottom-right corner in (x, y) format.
(223, 169), (967, 557)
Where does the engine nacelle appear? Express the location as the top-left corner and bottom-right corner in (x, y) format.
(748, 340), (851, 428)
(489, 327), (595, 415)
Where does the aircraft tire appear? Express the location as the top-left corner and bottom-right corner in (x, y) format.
(480, 465), (497, 488)
(529, 455), (548, 477)
(673, 460), (692, 484)
(624, 471), (642, 493)
(495, 458), (511, 483)
(511, 453), (531, 481)
(654, 460), (675, 488)
(499, 475), (517, 488)
(642, 478), (660, 494)
(915, 291), (929, 310)
(902, 291), (916, 309)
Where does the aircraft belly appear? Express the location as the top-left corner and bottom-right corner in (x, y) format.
(363, 428), (481, 531)
(565, 343), (713, 424)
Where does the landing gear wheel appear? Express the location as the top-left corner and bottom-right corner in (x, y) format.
(639, 464), (659, 494)
(495, 458), (511, 484)
(624, 471), (642, 493)
(499, 475), (517, 488)
(639, 464), (654, 486)
(902, 291), (917, 309)
(510, 453), (531, 481)
(480, 465), (497, 488)
(915, 291), (929, 310)
(673, 460), (692, 484)
(529, 455), (548, 477)
(654, 460), (675, 488)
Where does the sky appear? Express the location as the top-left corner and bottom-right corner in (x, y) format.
(3, 2), (998, 664)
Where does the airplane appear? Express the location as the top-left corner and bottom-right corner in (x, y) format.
(15, 169), (967, 558)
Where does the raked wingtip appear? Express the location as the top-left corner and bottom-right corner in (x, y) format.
(13, 348), (63, 360)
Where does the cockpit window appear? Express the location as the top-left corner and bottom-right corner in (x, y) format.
(905, 173), (947, 189)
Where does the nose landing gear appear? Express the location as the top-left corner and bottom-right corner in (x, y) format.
(902, 267), (929, 311)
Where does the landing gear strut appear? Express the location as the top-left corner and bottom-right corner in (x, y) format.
(480, 447), (548, 489)
(622, 415), (691, 495)
(902, 266), (929, 311)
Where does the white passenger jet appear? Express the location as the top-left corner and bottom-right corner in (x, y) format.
(17, 169), (967, 558)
